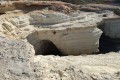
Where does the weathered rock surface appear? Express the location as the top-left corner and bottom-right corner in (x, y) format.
(0, 37), (120, 80)
(0, 2), (120, 80)
(31, 53), (120, 80)
(0, 1), (120, 80)
(0, 8), (119, 55)
(80, 3), (120, 12)
(29, 11), (70, 24)
(101, 18), (120, 39)
(0, 10), (103, 55)
(27, 11), (103, 55)
(0, 37), (35, 80)
(0, 1), (120, 55)
(99, 18), (120, 53)
(27, 26), (102, 55)
(0, 1), (78, 14)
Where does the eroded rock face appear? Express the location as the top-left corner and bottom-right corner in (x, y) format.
(0, 1), (120, 80)
(29, 11), (70, 24)
(0, 9), (119, 55)
(0, 1), (78, 14)
(0, 10), (103, 55)
(27, 27), (102, 55)
(26, 11), (103, 55)
(0, 37), (120, 80)
(102, 18), (120, 39)
(0, 1), (119, 55)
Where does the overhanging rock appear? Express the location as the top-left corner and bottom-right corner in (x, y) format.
(0, 10), (103, 55)
(27, 27), (102, 55)
(27, 11), (103, 55)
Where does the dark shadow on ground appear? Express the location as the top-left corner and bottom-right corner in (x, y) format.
(99, 33), (120, 53)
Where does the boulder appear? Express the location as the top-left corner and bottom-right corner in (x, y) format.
(27, 11), (102, 55)
(101, 18), (120, 39)
(0, 37), (35, 80)
(27, 27), (102, 55)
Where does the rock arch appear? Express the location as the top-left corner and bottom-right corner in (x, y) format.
(27, 31), (64, 56)
(35, 40), (62, 56)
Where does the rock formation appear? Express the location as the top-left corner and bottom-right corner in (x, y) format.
(101, 18), (120, 39)
(99, 18), (120, 53)
(0, 1), (120, 80)
(0, 37), (35, 80)
(0, 6), (103, 55)
(0, 37), (120, 80)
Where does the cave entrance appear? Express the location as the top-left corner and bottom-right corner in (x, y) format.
(99, 33), (120, 53)
(35, 40), (62, 56)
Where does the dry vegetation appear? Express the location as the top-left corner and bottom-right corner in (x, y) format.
(114, 9), (120, 16)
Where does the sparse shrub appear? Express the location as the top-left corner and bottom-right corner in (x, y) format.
(114, 9), (120, 16)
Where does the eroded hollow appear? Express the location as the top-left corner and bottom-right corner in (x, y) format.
(99, 33), (120, 53)
(35, 40), (62, 56)
(98, 19), (120, 53)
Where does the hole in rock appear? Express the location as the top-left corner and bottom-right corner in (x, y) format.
(99, 33), (120, 53)
(53, 31), (56, 34)
(35, 40), (62, 56)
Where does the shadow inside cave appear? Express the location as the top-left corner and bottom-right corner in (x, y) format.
(36, 40), (63, 56)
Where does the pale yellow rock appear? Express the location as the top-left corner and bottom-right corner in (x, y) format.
(0, 1), (120, 80)
(0, 37), (120, 80)
(2, 21), (16, 32)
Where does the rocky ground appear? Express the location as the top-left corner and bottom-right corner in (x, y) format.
(0, 37), (120, 80)
(32, 53), (120, 80)
(0, 1), (120, 80)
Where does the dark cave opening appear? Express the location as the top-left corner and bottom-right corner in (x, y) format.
(35, 40), (63, 56)
(99, 33), (120, 53)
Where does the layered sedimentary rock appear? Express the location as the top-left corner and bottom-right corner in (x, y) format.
(0, 1), (78, 14)
(1, 1), (120, 55)
(101, 18), (120, 39)
(28, 11), (103, 55)
(0, 1), (120, 80)
(27, 27), (102, 55)
(0, 10), (103, 55)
